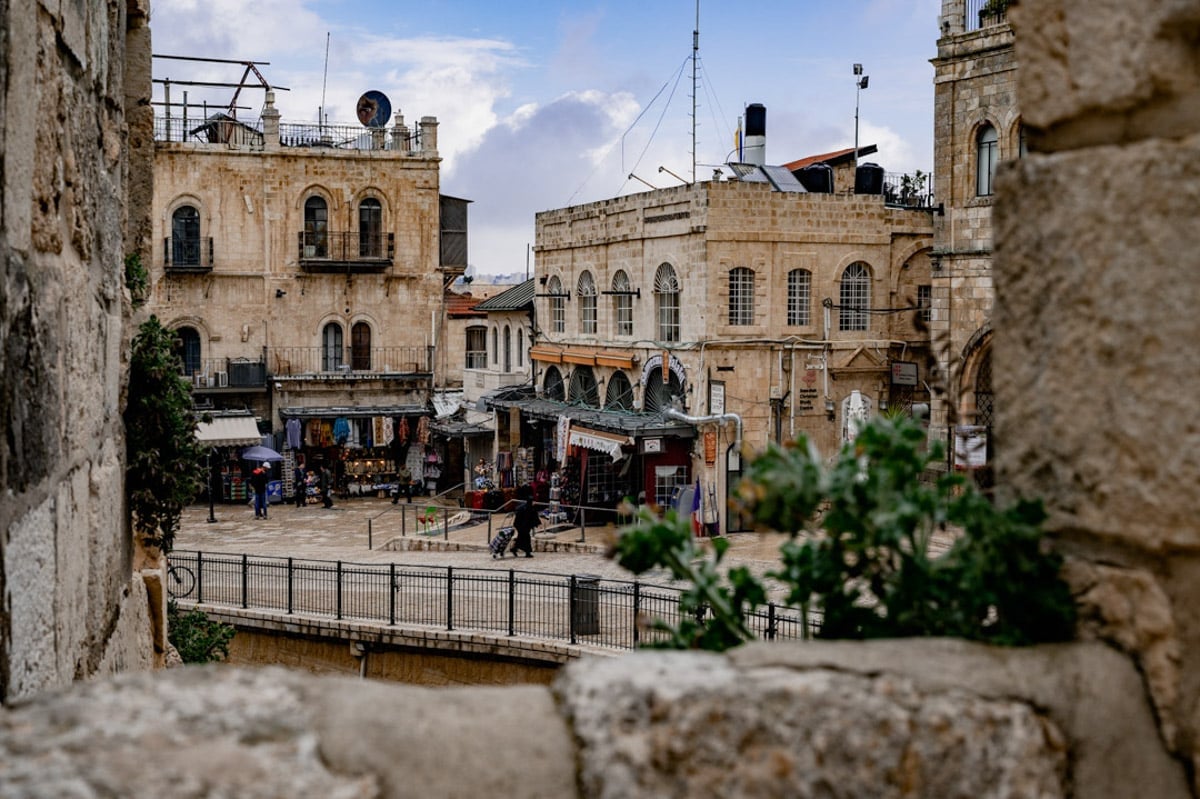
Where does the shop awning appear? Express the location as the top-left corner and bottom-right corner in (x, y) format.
(568, 426), (633, 461)
(530, 345), (562, 364)
(195, 415), (261, 447)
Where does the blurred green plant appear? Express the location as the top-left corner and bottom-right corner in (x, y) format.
(125, 315), (208, 552)
(614, 416), (1076, 651)
(125, 252), (148, 308)
(167, 600), (235, 664)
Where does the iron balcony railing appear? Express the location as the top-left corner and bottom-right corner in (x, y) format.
(168, 550), (816, 650)
(163, 236), (214, 270)
(182, 358), (267, 389)
(966, 0), (1008, 31)
(278, 122), (420, 151)
(883, 171), (936, 209)
(297, 231), (394, 266)
(268, 346), (433, 376)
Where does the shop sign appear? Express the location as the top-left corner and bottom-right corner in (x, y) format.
(642, 437), (663, 454)
(891, 360), (918, 386)
(709, 381), (725, 415)
(640, 352), (688, 388)
(704, 431), (717, 465)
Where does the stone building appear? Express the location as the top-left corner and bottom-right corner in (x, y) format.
(930, 0), (1020, 482)
(147, 70), (468, 499)
(493, 166), (933, 532)
(0, 0), (159, 700)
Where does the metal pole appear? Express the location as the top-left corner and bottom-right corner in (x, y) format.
(508, 569), (516, 637)
(446, 566), (454, 631)
(389, 562), (396, 626)
(207, 448), (217, 523)
(287, 557), (294, 615)
(336, 561), (343, 620)
(241, 553), (248, 609)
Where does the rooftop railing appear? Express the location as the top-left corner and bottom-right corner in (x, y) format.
(268, 346), (433, 377)
(883, 171), (936, 209)
(153, 114), (422, 152)
(966, 0), (1008, 32)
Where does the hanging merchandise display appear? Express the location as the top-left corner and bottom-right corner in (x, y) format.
(417, 415), (430, 446)
(333, 417), (351, 445)
(286, 418), (302, 451)
(398, 416), (410, 444)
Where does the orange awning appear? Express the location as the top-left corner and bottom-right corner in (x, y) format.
(530, 346), (562, 364)
(596, 351), (636, 369)
(562, 349), (596, 366)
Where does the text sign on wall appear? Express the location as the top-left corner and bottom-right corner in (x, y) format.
(704, 431), (717, 465)
(710, 381), (725, 415)
(891, 360), (918, 386)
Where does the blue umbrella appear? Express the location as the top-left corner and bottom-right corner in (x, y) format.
(241, 445), (283, 462)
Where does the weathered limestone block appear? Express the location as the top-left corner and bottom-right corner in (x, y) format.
(1013, 0), (1200, 147)
(0, 667), (579, 799)
(994, 134), (1200, 551)
(557, 647), (1073, 799)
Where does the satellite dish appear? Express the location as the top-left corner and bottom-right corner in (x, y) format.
(356, 90), (392, 128)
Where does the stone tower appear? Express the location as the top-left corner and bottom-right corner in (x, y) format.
(929, 0), (1019, 483)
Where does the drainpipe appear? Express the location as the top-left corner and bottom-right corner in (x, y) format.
(663, 406), (743, 535)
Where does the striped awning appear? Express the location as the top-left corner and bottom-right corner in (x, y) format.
(195, 415), (261, 447)
(568, 426), (633, 461)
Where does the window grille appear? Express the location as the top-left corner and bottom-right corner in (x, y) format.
(728, 267), (754, 326)
(605, 371), (634, 410)
(171, 206), (201, 266)
(613, 271), (633, 336)
(304, 196), (329, 257)
(977, 124), (998, 197)
(543, 366), (565, 401)
(578, 271), (597, 334)
(654, 465), (689, 508)
(465, 326), (486, 369)
(839, 263), (871, 332)
(568, 366), (599, 407)
(321, 322), (343, 371)
(654, 263), (680, 343)
(548, 276), (565, 334)
(917, 284), (932, 324)
(787, 269), (811, 326)
(351, 322), (371, 370)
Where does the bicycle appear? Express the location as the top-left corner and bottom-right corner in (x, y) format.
(166, 561), (196, 599)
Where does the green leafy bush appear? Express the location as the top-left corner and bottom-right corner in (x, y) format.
(125, 253), (148, 308)
(125, 315), (208, 552)
(614, 416), (1076, 651)
(167, 601), (236, 664)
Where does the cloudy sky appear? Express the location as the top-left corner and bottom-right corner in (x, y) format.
(151, 0), (941, 275)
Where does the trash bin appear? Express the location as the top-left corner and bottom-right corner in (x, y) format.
(572, 574), (601, 636)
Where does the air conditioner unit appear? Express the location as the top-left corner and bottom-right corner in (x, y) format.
(215, 371), (229, 388)
(193, 374), (207, 388)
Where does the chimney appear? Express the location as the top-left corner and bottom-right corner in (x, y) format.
(743, 103), (766, 166)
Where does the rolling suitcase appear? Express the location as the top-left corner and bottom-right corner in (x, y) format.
(489, 525), (516, 559)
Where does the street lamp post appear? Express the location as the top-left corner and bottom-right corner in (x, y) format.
(853, 63), (869, 172)
(207, 447), (218, 523)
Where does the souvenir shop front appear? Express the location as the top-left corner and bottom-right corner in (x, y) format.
(194, 411), (267, 503)
(278, 405), (445, 500)
(485, 397), (696, 521)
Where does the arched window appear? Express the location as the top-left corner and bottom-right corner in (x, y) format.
(1017, 122), (1027, 158)
(568, 366), (599, 407)
(543, 366), (565, 401)
(728, 267), (755, 326)
(517, 328), (524, 367)
(351, 321), (371, 371)
(839, 263), (871, 332)
(547, 276), (565, 334)
(654, 263), (680, 343)
(492, 327), (499, 365)
(171, 206), (201, 266)
(503, 325), (512, 373)
(612, 270), (633, 336)
(304, 196), (329, 257)
(321, 322), (343, 371)
(358, 198), (382, 257)
(175, 326), (201, 375)
(976, 124), (998, 196)
(643, 367), (684, 413)
(605, 371), (634, 410)
(577, 271), (597, 334)
(787, 269), (811, 326)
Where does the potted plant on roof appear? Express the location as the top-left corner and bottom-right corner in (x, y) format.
(979, 0), (1010, 27)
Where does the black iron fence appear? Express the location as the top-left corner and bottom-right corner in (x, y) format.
(297, 231), (394, 264)
(168, 550), (816, 650)
(181, 358), (267, 389)
(966, 0), (1008, 31)
(278, 122), (420, 151)
(267, 345), (432, 376)
(883, 171), (935, 209)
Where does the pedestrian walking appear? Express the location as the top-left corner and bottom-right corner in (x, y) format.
(251, 464), (270, 519)
(509, 485), (539, 558)
(294, 460), (307, 507)
(392, 463), (413, 504)
(320, 465), (334, 508)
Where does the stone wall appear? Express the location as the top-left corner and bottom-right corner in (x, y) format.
(0, 0), (157, 702)
(996, 0), (1200, 786)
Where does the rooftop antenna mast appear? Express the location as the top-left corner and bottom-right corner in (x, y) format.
(320, 32), (330, 128)
(691, 0), (699, 183)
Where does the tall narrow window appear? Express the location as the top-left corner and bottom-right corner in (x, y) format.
(358, 198), (382, 257)
(654, 263), (680, 343)
(543, 366), (565, 401)
(171, 206), (201, 266)
(976, 124), (998, 197)
(728, 267), (754, 326)
(612, 270), (633, 336)
(351, 321), (371, 370)
(176, 326), (201, 375)
(839, 262), (871, 332)
(492, 327), (499, 365)
(321, 322), (343, 371)
(1017, 123), (1027, 158)
(503, 325), (512, 372)
(787, 269), (812, 326)
(305, 196), (329, 257)
(517, 328), (524, 367)
(548, 276), (565, 334)
(577, 271), (597, 334)
(917, 284), (932, 324)
(465, 326), (486, 369)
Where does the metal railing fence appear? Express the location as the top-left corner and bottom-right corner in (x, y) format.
(169, 550), (815, 651)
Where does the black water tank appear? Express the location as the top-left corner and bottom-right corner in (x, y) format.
(855, 162), (884, 194)
(798, 163), (834, 193)
(744, 103), (766, 137)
